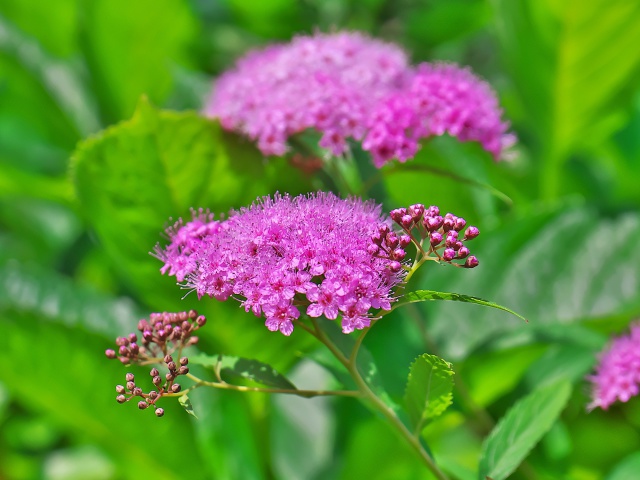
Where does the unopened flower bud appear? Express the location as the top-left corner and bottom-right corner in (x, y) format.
(138, 401), (148, 410)
(427, 205), (440, 216)
(390, 209), (405, 222)
(178, 366), (189, 375)
(430, 232), (442, 246)
(126, 381), (135, 391)
(105, 349), (117, 359)
(425, 215), (443, 231)
(385, 232), (399, 248)
(454, 217), (467, 231)
(153, 376), (162, 386)
(464, 226), (479, 240)
(132, 387), (143, 396)
(115, 337), (128, 347)
(457, 246), (470, 259)
(129, 343), (139, 354)
(128, 333), (137, 343)
(116, 395), (127, 404)
(142, 330), (153, 342)
(367, 243), (379, 255)
(464, 256), (479, 268)
(164, 355), (173, 364)
(125, 373), (135, 382)
(171, 384), (181, 393)
(371, 232), (382, 245)
(389, 261), (402, 273)
(445, 231), (458, 247)
(443, 218), (455, 232)
(118, 345), (128, 356)
(166, 372), (174, 382)
(443, 248), (455, 261)
(155, 408), (165, 417)
(119, 357), (129, 365)
(409, 204), (425, 220)
(116, 385), (125, 394)
(392, 249), (406, 261)
(167, 362), (177, 372)
(401, 215), (413, 228)
(180, 357), (188, 366)
(188, 336), (199, 345)
(196, 315), (206, 327)
(150, 368), (159, 377)
(149, 391), (159, 400)
(399, 235), (411, 247)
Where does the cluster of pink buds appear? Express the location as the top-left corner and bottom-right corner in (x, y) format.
(105, 311), (205, 416)
(388, 204), (480, 268)
(105, 310), (205, 364)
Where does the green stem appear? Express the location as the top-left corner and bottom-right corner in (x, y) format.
(177, 372), (361, 399)
(307, 317), (449, 480)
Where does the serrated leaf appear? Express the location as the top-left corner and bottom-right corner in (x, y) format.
(394, 290), (526, 322)
(478, 380), (572, 480)
(178, 394), (197, 419)
(404, 354), (454, 433)
(190, 353), (297, 391)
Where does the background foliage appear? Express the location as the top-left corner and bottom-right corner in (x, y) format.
(1, 0), (640, 478)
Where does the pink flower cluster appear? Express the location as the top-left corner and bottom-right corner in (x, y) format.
(155, 193), (405, 336)
(206, 32), (407, 157)
(588, 322), (640, 410)
(206, 32), (514, 166)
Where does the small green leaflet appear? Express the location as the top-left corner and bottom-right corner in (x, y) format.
(394, 290), (526, 322)
(404, 354), (454, 434)
(178, 394), (197, 419)
(190, 353), (297, 390)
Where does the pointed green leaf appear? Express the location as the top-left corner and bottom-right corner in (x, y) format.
(404, 354), (454, 433)
(178, 394), (197, 419)
(394, 289), (526, 322)
(190, 353), (297, 391)
(478, 380), (572, 480)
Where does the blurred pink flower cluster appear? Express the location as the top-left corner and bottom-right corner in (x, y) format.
(205, 31), (514, 166)
(588, 322), (640, 410)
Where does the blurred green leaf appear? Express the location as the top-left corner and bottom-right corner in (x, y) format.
(419, 206), (640, 360)
(492, 0), (640, 198)
(81, 0), (199, 120)
(606, 451), (640, 480)
(478, 380), (571, 480)
(188, 382), (264, 480)
(395, 289), (526, 321)
(404, 354), (454, 433)
(190, 353), (297, 390)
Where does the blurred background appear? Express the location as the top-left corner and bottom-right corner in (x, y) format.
(1, 0), (640, 479)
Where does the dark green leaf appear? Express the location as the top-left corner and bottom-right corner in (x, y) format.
(403, 354), (454, 433)
(394, 289), (526, 322)
(478, 380), (572, 480)
(190, 353), (297, 390)
(178, 394), (197, 419)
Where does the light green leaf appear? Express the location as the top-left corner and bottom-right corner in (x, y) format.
(606, 451), (640, 480)
(478, 380), (572, 480)
(178, 394), (197, 419)
(394, 290), (526, 322)
(403, 354), (454, 433)
(190, 353), (297, 391)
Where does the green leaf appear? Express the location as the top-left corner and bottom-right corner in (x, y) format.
(403, 354), (454, 433)
(394, 290), (526, 322)
(606, 451), (640, 480)
(178, 394), (197, 419)
(492, 0), (640, 198)
(190, 353), (297, 391)
(81, 0), (199, 119)
(478, 380), (572, 480)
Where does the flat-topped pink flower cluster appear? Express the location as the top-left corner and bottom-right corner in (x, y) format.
(206, 32), (514, 166)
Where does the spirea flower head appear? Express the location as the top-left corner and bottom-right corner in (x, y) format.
(155, 193), (406, 335)
(588, 322), (640, 410)
(206, 32), (408, 157)
(205, 31), (514, 165)
(363, 63), (516, 167)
